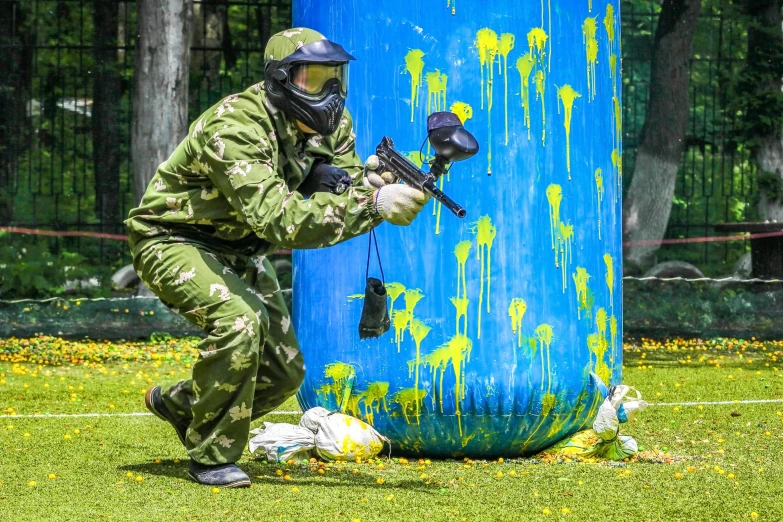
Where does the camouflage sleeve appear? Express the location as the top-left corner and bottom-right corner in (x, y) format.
(328, 110), (367, 187)
(199, 125), (382, 249)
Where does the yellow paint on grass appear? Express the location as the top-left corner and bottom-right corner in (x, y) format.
(557, 85), (581, 177)
(583, 17), (598, 101)
(516, 54), (536, 139)
(572, 267), (591, 319)
(404, 49), (425, 123)
(546, 184), (562, 251)
(498, 33), (516, 145)
(421, 335), (473, 435)
(472, 216), (497, 339)
(603, 254), (614, 309)
(595, 168), (604, 239)
(475, 28), (499, 173)
(508, 298), (527, 347)
(450, 102), (473, 125)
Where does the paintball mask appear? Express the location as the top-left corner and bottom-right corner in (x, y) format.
(264, 38), (355, 136)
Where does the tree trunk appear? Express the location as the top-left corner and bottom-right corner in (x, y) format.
(622, 0), (703, 271)
(93, 0), (122, 232)
(0, 2), (31, 225)
(132, 0), (192, 204)
(190, 2), (233, 83)
(742, 0), (783, 222)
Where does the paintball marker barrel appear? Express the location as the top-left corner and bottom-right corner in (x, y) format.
(375, 137), (467, 218)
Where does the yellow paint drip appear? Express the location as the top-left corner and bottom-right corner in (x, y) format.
(535, 324), (554, 394)
(535, 70), (547, 145)
(347, 294), (364, 302)
(508, 298), (527, 347)
(426, 70), (448, 115)
(392, 388), (427, 425)
(404, 49), (425, 123)
(609, 314), (618, 365)
(611, 148), (622, 203)
(612, 96), (622, 147)
(403, 288), (424, 324)
(587, 333), (610, 384)
(582, 17), (598, 101)
(447, 0), (456, 16)
(450, 102), (473, 125)
(421, 335), (472, 436)
(527, 28), (548, 63)
(596, 307), (607, 339)
(595, 168), (604, 239)
(609, 54), (617, 95)
(603, 254), (614, 309)
(557, 85), (581, 177)
(409, 318), (432, 421)
(472, 215), (497, 339)
(498, 33), (515, 146)
(450, 297), (469, 336)
(546, 184), (562, 251)
(360, 382), (389, 425)
(454, 240), (471, 299)
(516, 54), (535, 139)
(475, 28), (499, 174)
(323, 362), (356, 408)
(392, 310), (410, 352)
(572, 267), (591, 319)
(556, 221), (574, 291)
(384, 282), (406, 318)
(588, 0), (592, 12)
(604, 4), (616, 52)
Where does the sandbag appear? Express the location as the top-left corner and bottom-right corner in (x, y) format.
(248, 422), (315, 463)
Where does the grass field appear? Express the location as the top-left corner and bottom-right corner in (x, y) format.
(1, 337), (782, 521)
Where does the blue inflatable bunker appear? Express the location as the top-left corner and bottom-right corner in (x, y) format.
(293, 0), (623, 457)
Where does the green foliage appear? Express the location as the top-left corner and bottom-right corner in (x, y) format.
(0, 237), (108, 299)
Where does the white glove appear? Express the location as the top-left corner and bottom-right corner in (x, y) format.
(373, 185), (430, 226)
(362, 155), (397, 189)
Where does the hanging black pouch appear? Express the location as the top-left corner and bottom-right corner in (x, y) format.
(358, 229), (390, 339)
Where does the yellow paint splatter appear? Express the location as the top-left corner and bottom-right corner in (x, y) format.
(546, 184), (562, 251)
(527, 28), (548, 63)
(582, 17), (598, 101)
(612, 96), (622, 147)
(472, 215), (497, 339)
(404, 288), (424, 323)
(595, 168), (604, 239)
(392, 311), (409, 353)
(604, 4), (616, 52)
(535, 324), (554, 394)
(385, 282), (406, 319)
(452, 240), (471, 337)
(588, 0), (592, 12)
(404, 151), (426, 168)
(392, 388), (427, 425)
(572, 267), (591, 319)
(426, 70), (448, 115)
(557, 85), (581, 178)
(611, 148), (622, 203)
(450, 102), (473, 125)
(587, 332), (609, 384)
(609, 53), (617, 95)
(603, 254), (614, 309)
(535, 70), (547, 145)
(475, 29), (499, 174)
(596, 307), (607, 339)
(359, 382), (389, 425)
(323, 362), (356, 409)
(609, 314), (618, 365)
(516, 54), (535, 139)
(556, 221), (574, 291)
(347, 294), (364, 302)
(450, 297), (469, 337)
(404, 49), (425, 123)
(508, 298), (527, 347)
(447, 0), (456, 16)
(498, 33), (515, 146)
(409, 318), (432, 420)
(421, 334), (472, 435)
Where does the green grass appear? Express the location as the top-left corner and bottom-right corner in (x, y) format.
(0, 338), (782, 521)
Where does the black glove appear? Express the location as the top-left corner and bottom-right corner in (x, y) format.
(298, 161), (353, 198)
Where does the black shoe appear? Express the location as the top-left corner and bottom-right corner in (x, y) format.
(188, 460), (251, 488)
(145, 386), (188, 447)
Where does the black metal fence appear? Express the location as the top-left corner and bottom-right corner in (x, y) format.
(0, 0), (759, 277)
(622, 0), (756, 275)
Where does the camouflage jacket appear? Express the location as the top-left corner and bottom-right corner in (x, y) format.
(125, 84), (381, 251)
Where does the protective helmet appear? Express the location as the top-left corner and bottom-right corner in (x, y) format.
(264, 28), (355, 136)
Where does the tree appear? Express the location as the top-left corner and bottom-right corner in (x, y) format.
(733, 0), (783, 221)
(622, 0), (703, 271)
(93, 0), (123, 231)
(132, 0), (192, 204)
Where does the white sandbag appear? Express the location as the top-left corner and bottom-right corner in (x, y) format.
(309, 411), (388, 461)
(299, 406), (331, 433)
(248, 422), (315, 463)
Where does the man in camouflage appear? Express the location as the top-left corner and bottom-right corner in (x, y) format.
(127, 28), (429, 487)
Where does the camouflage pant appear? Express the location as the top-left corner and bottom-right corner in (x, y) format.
(131, 235), (304, 465)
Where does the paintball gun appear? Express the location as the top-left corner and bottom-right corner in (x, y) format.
(374, 111), (479, 219)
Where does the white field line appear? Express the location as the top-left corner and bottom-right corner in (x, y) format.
(1, 399), (783, 420)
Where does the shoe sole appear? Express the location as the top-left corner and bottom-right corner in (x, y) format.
(187, 471), (251, 488)
(145, 386), (187, 447)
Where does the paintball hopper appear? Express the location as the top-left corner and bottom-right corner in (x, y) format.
(426, 112), (479, 163)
